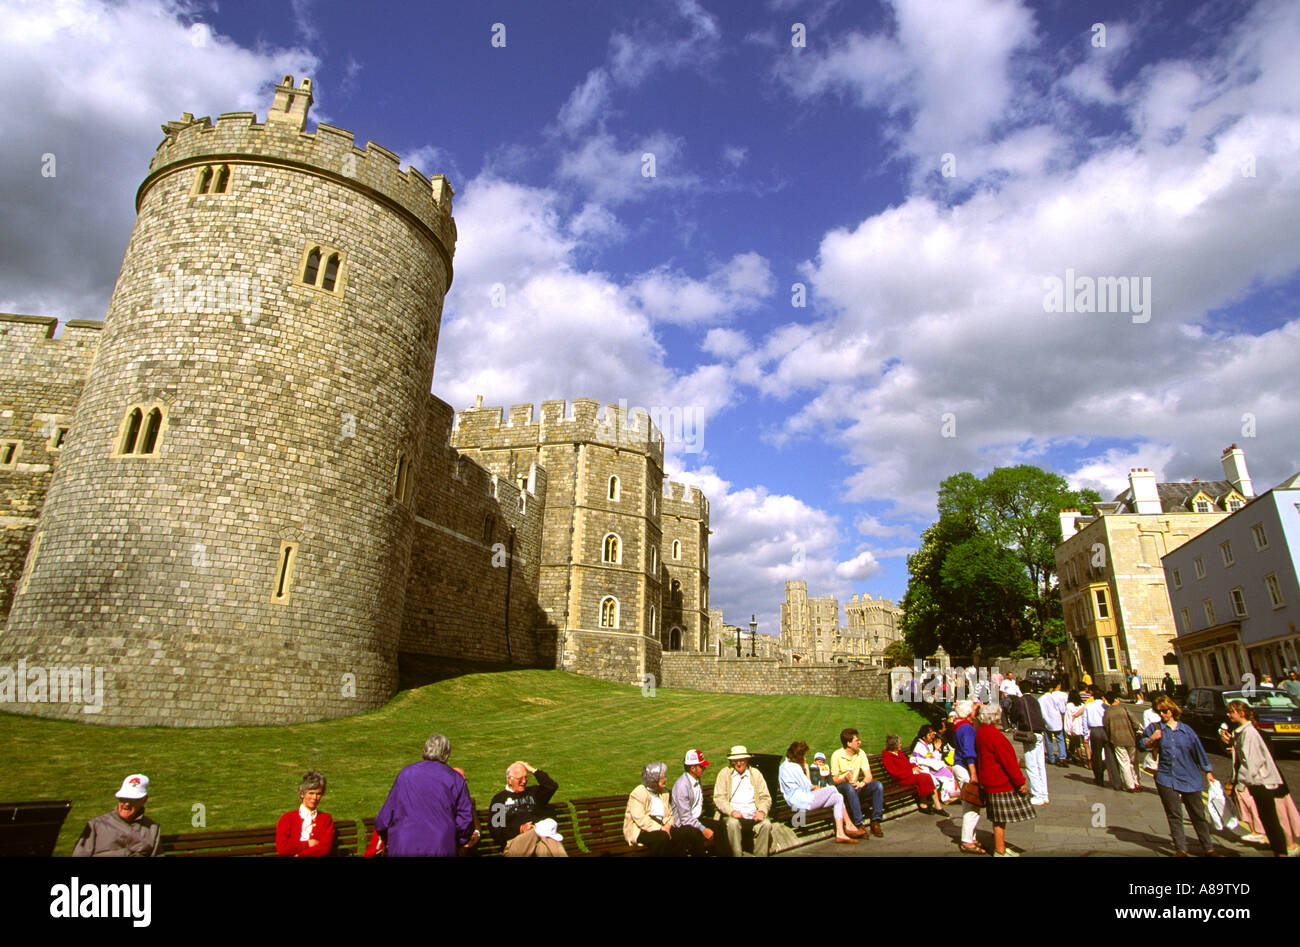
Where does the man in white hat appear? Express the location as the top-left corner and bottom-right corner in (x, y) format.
(713, 746), (773, 856)
(72, 774), (160, 857)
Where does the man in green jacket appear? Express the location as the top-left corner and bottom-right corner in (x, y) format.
(713, 746), (773, 856)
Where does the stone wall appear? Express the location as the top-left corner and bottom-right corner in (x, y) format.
(401, 395), (553, 666)
(0, 315), (100, 620)
(659, 653), (891, 700)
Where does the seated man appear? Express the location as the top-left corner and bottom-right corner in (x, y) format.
(713, 746), (773, 856)
(670, 749), (720, 856)
(831, 728), (885, 837)
(72, 774), (160, 857)
(488, 760), (566, 857)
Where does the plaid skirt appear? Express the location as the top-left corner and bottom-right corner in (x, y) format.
(985, 788), (1035, 824)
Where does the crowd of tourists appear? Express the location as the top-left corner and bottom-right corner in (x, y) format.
(69, 673), (1298, 858)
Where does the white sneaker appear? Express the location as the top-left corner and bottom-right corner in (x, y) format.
(1030, 797), (1048, 806)
(1240, 833), (1267, 843)
(993, 848), (1021, 857)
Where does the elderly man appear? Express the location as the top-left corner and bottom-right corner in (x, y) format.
(713, 746), (773, 857)
(671, 749), (719, 856)
(831, 727), (885, 837)
(489, 760), (565, 857)
(72, 774), (160, 857)
(375, 733), (478, 856)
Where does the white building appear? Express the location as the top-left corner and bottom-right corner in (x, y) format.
(1163, 472), (1300, 687)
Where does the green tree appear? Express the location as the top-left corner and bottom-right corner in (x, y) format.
(937, 465), (1099, 638)
(883, 639), (914, 667)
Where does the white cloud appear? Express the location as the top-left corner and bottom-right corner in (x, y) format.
(629, 252), (776, 326)
(666, 465), (850, 636)
(556, 131), (695, 205)
(750, 0), (1300, 515)
(701, 328), (750, 359)
(0, 0), (316, 319)
(835, 550), (882, 580)
(557, 68), (613, 135)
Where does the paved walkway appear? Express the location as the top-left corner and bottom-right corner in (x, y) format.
(787, 706), (1288, 858)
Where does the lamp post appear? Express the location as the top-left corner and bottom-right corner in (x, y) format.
(750, 615), (757, 657)
(735, 622), (741, 657)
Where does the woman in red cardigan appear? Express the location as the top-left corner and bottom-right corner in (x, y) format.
(276, 770), (336, 857)
(881, 734), (949, 816)
(974, 705), (1035, 856)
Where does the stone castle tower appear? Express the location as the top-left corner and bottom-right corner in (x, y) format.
(2, 77), (457, 725)
(1, 78), (712, 725)
(450, 399), (709, 684)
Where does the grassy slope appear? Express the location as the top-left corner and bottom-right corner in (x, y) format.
(0, 669), (927, 854)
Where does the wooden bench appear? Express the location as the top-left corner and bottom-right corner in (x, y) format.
(871, 754), (921, 819)
(570, 795), (643, 856)
(0, 800), (73, 856)
(160, 818), (357, 856)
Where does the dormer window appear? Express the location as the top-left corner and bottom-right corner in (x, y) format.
(1227, 495), (1243, 512)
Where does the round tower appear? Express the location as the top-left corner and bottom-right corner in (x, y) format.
(2, 77), (456, 725)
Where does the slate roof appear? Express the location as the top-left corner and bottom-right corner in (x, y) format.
(1112, 479), (1245, 514)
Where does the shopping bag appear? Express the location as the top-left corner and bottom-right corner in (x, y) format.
(1203, 780), (1227, 831)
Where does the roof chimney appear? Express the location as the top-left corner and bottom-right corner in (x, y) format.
(1129, 468), (1161, 514)
(1221, 444), (1255, 498)
(266, 75), (313, 130)
(1059, 509), (1081, 541)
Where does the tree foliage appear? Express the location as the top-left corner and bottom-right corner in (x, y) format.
(903, 465), (1100, 659)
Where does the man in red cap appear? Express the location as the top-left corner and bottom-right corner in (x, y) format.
(670, 749), (719, 856)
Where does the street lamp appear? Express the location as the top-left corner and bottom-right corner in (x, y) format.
(749, 614), (757, 657)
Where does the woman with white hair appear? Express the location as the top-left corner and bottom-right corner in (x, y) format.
(624, 761), (682, 856)
(975, 703), (1035, 856)
(951, 700), (985, 854)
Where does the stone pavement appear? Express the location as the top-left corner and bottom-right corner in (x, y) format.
(786, 705), (1289, 858)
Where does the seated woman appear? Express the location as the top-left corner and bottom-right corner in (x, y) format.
(911, 723), (958, 804)
(881, 734), (948, 815)
(778, 741), (863, 843)
(275, 770), (335, 857)
(623, 761), (681, 856)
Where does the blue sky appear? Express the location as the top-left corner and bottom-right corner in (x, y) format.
(3, 0), (1298, 637)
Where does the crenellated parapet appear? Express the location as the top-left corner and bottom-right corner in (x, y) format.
(141, 76), (456, 274)
(452, 397), (665, 464)
(662, 480), (710, 523)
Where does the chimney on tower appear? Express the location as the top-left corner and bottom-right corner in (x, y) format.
(267, 75), (313, 130)
(1221, 444), (1255, 498)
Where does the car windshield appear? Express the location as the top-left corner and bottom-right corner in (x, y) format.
(1221, 690), (1299, 711)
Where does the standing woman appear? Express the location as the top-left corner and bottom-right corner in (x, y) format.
(1221, 701), (1290, 856)
(1140, 697), (1220, 857)
(974, 704), (1035, 856)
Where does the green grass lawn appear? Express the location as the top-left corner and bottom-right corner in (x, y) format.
(0, 668), (929, 854)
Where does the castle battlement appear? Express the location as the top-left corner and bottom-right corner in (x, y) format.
(662, 480), (709, 520)
(143, 76), (456, 260)
(0, 314), (103, 348)
(453, 397), (665, 462)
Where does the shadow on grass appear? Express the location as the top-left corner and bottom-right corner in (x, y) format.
(396, 653), (532, 691)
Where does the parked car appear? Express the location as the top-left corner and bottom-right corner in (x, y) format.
(1179, 685), (1300, 754)
(1021, 668), (1056, 693)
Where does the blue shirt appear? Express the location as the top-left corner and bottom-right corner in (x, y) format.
(778, 759), (815, 811)
(953, 720), (978, 769)
(1140, 720), (1212, 793)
